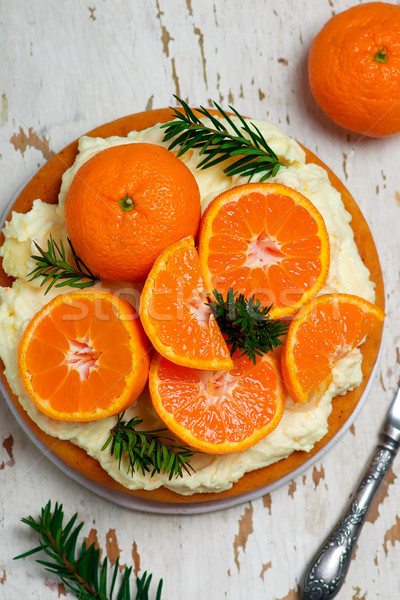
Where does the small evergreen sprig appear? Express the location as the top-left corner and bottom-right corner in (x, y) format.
(14, 501), (163, 600)
(161, 96), (284, 181)
(102, 413), (196, 481)
(209, 288), (289, 364)
(28, 235), (98, 294)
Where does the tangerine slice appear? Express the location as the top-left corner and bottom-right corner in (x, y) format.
(149, 351), (285, 454)
(281, 293), (385, 403)
(18, 290), (150, 421)
(198, 182), (330, 318)
(139, 237), (233, 370)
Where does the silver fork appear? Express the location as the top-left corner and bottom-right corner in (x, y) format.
(301, 386), (400, 599)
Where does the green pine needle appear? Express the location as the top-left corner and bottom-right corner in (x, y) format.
(161, 96), (285, 181)
(102, 413), (196, 481)
(14, 500), (163, 600)
(28, 235), (99, 294)
(208, 288), (289, 364)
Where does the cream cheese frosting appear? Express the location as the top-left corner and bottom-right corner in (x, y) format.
(0, 117), (375, 494)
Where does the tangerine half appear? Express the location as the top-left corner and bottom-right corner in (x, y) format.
(149, 351), (285, 454)
(18, 290), (150, 421)
(139, 237), (233, 371)
(65, 143), (201, 282)
(281, 293), (385, 403)
(198, 183), (330, 318)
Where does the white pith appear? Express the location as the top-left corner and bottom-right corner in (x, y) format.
(188, 289), (212, 323)
(64, 336), (101, 380)
(243, 233), (284, 269)
(198, 370), (238, 406)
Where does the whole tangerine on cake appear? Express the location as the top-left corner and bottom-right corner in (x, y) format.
(198, 182), (330, 318)
(64, 143), (201, 282)
(18, 290), (150, 421)
(149, 351), (285, 454)
(139, 236), (233, 371)
(281, 293), (385, 403)
(308, 2), (400, 137)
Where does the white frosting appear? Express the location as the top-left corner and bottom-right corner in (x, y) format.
(0, 117), (375, 494)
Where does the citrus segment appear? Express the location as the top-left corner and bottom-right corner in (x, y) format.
(281, 294), (385, 403)
(139, 237), (233, 370)
(149, 351), (285, 454)
(18, 290), (150, 421)
(199, 183), (330, 318)
(65, 143), (201, 282)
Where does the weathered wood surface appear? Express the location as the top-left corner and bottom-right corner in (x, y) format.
(1, 1), (400, 598)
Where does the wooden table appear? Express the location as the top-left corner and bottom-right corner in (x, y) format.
(1, 1), (399, 598)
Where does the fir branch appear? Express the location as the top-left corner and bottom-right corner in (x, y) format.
(28, 235), (99, 294)
(161, 96), (284, 181)
(102, 413), (196, 481)
(208, 288), (289, 364)
(14, 501), (163, 600)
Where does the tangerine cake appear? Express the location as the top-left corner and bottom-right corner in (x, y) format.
(0, 107), (384, 501)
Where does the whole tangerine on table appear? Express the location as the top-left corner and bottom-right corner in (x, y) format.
(308, 2), (400, 137)
(65, 143), (201, 282)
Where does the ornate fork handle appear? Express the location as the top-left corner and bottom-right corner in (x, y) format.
(301, 435), (398, 599)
